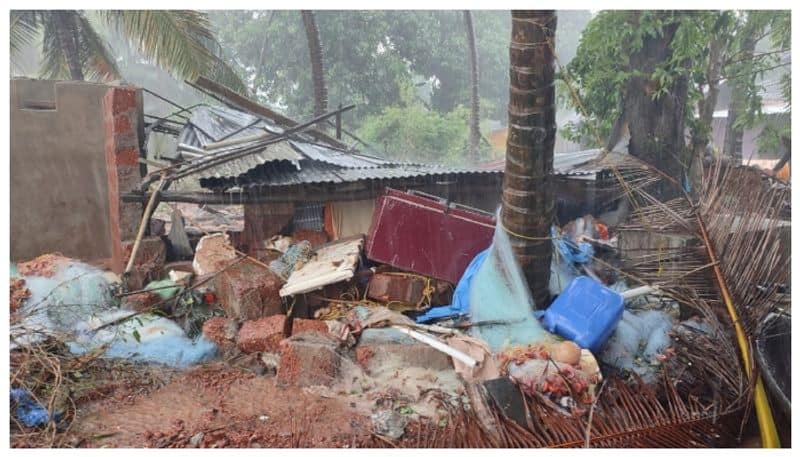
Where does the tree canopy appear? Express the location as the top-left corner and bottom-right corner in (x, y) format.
(564, 10), (791, 161)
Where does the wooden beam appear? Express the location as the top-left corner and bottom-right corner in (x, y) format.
(191, 76), (350, 150)
(121, 176), (503, 206)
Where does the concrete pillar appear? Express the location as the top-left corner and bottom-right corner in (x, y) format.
(103, 86), (143, 273)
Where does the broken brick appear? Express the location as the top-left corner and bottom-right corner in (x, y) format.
(203, 317), (239, 348)
(277, 334), (340, 387)
(237, 315), (287, 353)
(290, 318), (331, 337)
(355, 346), (375, 370)
(10, 278), (31, 314)
(193, 233), (237, 277)
(355, 328), (452, 372)
(214, 259), (283, 320)
(122, 237), (167, 290)
(366, 273), (426, 305)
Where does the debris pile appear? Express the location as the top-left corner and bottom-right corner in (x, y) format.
(9, 78), (789, 448)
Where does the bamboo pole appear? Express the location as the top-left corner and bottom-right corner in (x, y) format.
(124, 175), (167, 275)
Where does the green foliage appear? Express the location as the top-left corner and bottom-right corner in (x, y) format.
(561, 11), (630, 143)
(10, 10), (246, 93)
(757, 113), (790, 159)
(564, 10), (791, 152)
(356, 81), (477, 164)
(211, 10), (590, 128)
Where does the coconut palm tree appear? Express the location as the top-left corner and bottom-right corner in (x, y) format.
(464, 10), (481, 163)
(502, 11), (557, 309)
(10, 10), (246, 93)
(301, 10), (328, 117)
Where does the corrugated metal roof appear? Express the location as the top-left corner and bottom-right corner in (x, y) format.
(180, 104), (500, 191)
(199, 159), (499, 190)
(288, 140), (391, 168)
(178, 105), (282, 147)
(480, 148), (606, 176)
(194, 141), (303, 179)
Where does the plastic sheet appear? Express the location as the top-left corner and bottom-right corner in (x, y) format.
(13, 259), (217, 367)
(415, 249), (489, 323)
(599, 309), (675, 383)
(10, 388), (63, 427)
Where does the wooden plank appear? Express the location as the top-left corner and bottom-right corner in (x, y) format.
(191, 76), (350, 150)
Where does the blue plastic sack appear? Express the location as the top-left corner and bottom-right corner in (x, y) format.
(415, 249), (489, 323)
(554, 227), (595, 264)
(542, 276), (624, 352)
(10, 388), (62, 427)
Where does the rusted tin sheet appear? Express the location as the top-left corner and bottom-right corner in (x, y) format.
(365, 189), (495, 284)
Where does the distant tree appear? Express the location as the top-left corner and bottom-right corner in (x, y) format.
(301, 10), (328, 116)
(503, 10), (557, 308)
(464, 10), (481, 163)
(10, 10), (246, 93)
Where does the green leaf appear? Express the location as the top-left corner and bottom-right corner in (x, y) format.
(132, 329), (141, 343)
(398, 405), (415, 415)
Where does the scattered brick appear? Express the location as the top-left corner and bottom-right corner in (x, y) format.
(122, 237), (167, 290)
(277, 334), (341, 387)
(237, 315), (287, 354)
(214, 259), (283, 321)
(10, 278), (31, 313)
(202, 317), (239, 348)
(291, 318), (330, 337)
(122, 291), (162, 313)
(193, 233), (237, 277)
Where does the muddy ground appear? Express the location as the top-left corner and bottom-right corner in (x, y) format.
(11, 359), (461, 448)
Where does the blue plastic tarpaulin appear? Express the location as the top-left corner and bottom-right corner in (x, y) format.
(10, 389), (62, 427)
(415, 249), (489, 323)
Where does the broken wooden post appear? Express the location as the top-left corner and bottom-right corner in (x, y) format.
(124, 174), (167, 276)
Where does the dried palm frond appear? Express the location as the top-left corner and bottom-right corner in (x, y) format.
(365, 376), (737, 448)
(699, 161), (791, 337)
(601, 153), (788, 445)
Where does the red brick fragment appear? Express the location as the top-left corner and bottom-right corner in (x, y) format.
(122, 291), (162, 313)
(291, 318), (330, 337)
(355, 346), (375, 371)
(277, 334), (340, 387)
(214, 259), (283, 320)
(203, 317), (239, 348)
(237, 315), (287, 353)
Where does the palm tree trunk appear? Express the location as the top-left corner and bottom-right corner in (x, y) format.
(54, 11), (84, 80)
(464, 10), (481, 163)
(301, 10), (328, 117)
(503, 11), (557, 309)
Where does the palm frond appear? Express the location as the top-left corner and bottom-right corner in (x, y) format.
(38, 12), (71, 80)
(10, 11), (41, 56)
(98, 10), (246, 93)
(366, 376), (738, 448)
(205, 54), (249, 96)
(74, 12), (120, 81)
(596, 151), (789, 444)
(699, 162), (790, 336)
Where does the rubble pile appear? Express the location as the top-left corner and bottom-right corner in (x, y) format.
(9, 181), (789, 448)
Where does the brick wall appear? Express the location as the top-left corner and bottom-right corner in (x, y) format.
(103, 86), (145, 273)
